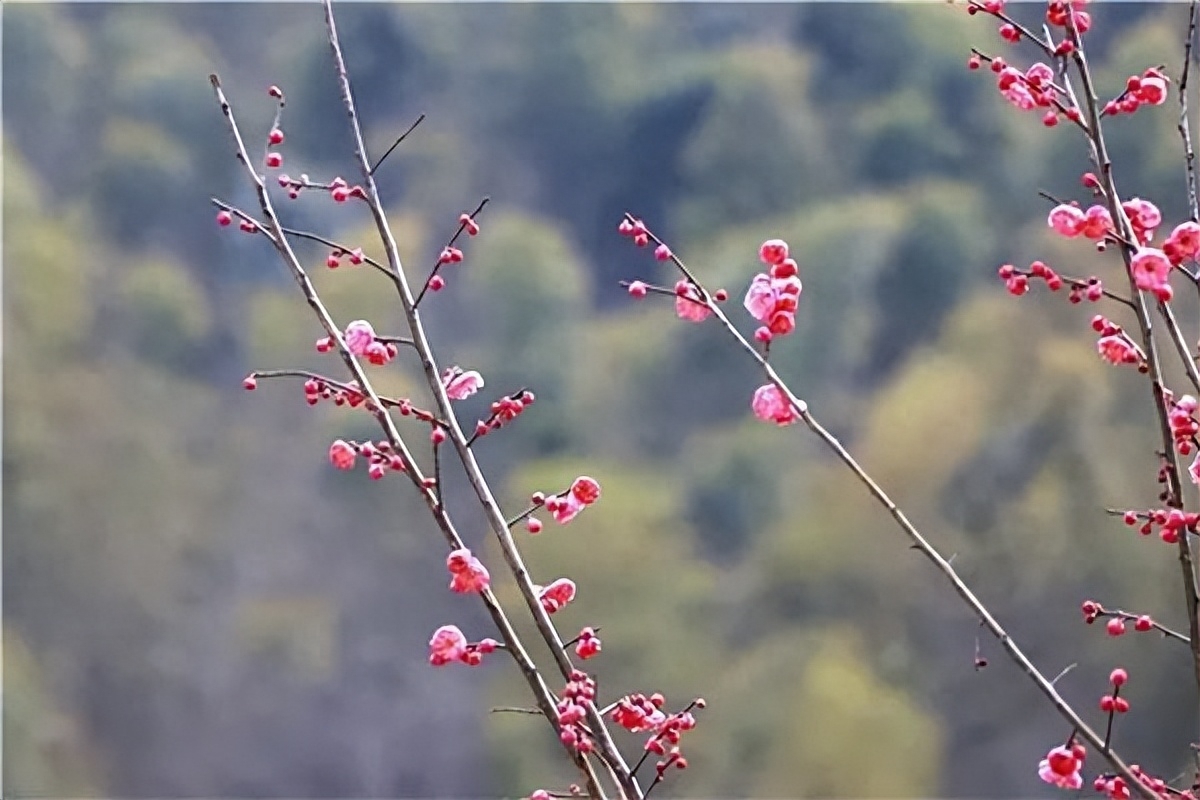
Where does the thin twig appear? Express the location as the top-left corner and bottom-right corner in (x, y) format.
(433, 428), (444, 511)
(491, 706), (547, 716)
(1050, 663), (1077, 686)
(1180, 0), (1200, 223)
(370, 113), (425, 175)
(414, 197), (490, 307)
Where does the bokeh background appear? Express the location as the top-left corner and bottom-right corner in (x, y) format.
(6, 2), (1200, 797)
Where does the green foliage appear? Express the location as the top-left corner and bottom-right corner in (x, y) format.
(3, 629), (105, 797)
(453, 212), (590, 455)
(751, 629), (942, 797)
(675, 45), (835, 238)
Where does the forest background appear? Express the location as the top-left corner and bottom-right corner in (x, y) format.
(4, 2), (1198, 797)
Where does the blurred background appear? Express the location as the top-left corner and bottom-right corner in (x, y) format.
(5, 2), (1200, 797)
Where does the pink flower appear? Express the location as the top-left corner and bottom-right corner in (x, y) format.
(1025, 62), (1054, 87)
(575, 627), (601, 659)
(343, 320), (376, 356)
(744, 273), (803, 329)
(997, 69), (1036, 110)
(1131, 247), (1173, 300)
(444, 368), (485, 400)
(428, 624), (469, 666)
(1190, 454), (1200, 486)
(1137, 72), (1168, 106)
(549, 494), (585, 525)
(611, 694), (668, 733)
(758, 239), (790, 266)
(1081, 205), (1113, 239)
(752, 384), (801, 426)
(1038, 746), (1083, 791)
(674, 280), (712, 323)
(538, 578), (577, 613)
(570, 476), (601, 506)
(1164, 221), (1200, 265)
(446, 548), (490, 593)
(1097, 334), (1143, 366)
(329, 439), (357, 470)
(1122, 198), (1161, 243)
(1048, 204), (1086, 237)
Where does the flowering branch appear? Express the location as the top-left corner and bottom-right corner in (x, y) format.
(1061, 14), (1200, 702)
(209, 66), (619, 800)
(317, 1), (640, 796)
(619, 217), (1152, 798)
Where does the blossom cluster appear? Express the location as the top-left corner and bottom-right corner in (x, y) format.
(1081, 600), (1155, 637)
(428, 624), (499, 667)
(1038, 743), (1086, 790)
(1121, 505), (1200, 545)
(610, 693), (703, 780)
(328, 438), (407, 480)
(1091, 316), (1146, 371)
(343, 319), (398, 366)
(447, 548), (490, 593)
(472, 390), (536, 440)
(556, 670), (599, 754)
(542, 476), (602, 526)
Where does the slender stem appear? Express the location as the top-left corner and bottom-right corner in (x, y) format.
(491, 706), (546, 716)
(209, 197), (402, 284)
(319, 4), (634, 797)
(370, 113), (425, 175)
(433, 431), (444, 511)
(1180, 0), (1200, 224)
(414, 197), (490, 307)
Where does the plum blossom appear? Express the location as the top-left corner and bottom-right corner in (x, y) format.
(1164, 221), (1200, 265)
(759, 239), (789, 266)
(575, 627), (601, 659)
(1048, 204), (1086, 237)
(538, 578), (577, 613)
(612, 695), (668, 733)
(1001, 79), (1036, 111)
(674, 280), (712, 323)
(444, 368), (485, 400)
(1096, 776), (1131, 800)
(571, 476), (601, 506)
(752, 384), (802, 426)
(1081, 205), (1113, 239)
(428, 625), (498, 667)
(547, 476), (602, 525)
(329, 439), (357, 470)
(1135, 68), (1168, 106)
(744, 272), (802, 337)
(1122, 198), (1161, 243)
(343, 320), (376, 356)
(446, 548), (491, 593)
(550, 494), (584, 524)
(1096, 334), (1144, 367)
(1130, 247), (1173, 301)
(1037, 745), (1084, 791)
(1025, 62), (1053, 87)
(428, 625), (469, 666)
